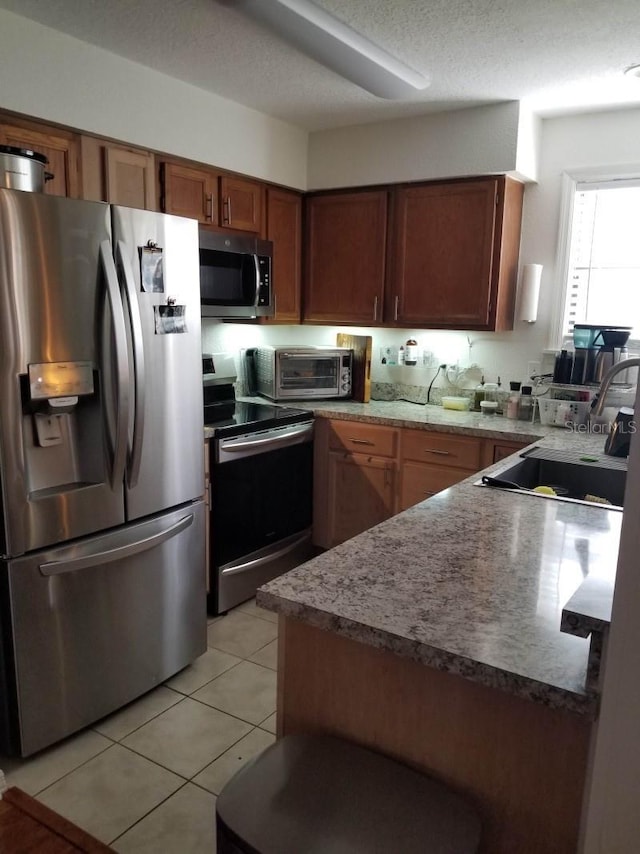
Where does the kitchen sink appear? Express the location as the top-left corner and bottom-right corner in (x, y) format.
(476, 447), (628, 509)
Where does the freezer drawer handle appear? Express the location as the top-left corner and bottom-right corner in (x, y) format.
(38, 514), (194, 576)
(220, 531), (310, 578)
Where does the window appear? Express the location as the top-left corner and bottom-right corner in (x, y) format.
(557, 176), (640, 344)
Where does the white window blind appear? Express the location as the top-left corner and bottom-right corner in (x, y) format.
(562, 179), (640, 340)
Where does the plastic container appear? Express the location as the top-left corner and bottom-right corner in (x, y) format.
(538, 398), (591, 427)
(442, 396), (471, 411)
(480, 400), (498, 415)
(405, 339), (418, 366)
(483, 382), (499, 404)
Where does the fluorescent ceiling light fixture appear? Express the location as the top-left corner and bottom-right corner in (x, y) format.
(225, 0), (430, 99)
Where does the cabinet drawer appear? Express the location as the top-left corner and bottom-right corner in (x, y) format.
(400, 462), (467, 510)
(402, 429), (481, 470)
(329, 421), (398, 458)
(492, 441), (529, 463)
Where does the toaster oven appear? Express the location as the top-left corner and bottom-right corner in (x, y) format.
(251, 346), (352, 400)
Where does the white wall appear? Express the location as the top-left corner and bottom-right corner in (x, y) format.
(307, 102), (525, 189)
(0, 9), (308, 189)
(519, 106), (640, 359)
(210, 107), (640, 390)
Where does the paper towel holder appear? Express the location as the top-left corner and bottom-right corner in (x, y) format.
(518, 263), (543, 323)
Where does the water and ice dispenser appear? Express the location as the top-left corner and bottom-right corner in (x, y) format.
(22, 360), (104, 497)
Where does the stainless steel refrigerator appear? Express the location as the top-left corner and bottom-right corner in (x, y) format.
(0, 189), (206, 756)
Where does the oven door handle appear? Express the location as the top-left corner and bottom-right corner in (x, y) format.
(220, 423), (313, 454)
(220, 532), (310, 577)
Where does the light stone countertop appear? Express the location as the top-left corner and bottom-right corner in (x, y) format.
(257, 398), (623, 717)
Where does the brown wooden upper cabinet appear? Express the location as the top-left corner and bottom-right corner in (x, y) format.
(265, 187), (302, 323)
(303, 190), (388, 325)
(161, 161), (263, 233)
(162, 161), (217, 226)
(0, 120), (80, 198)
(388, 176), (524, 330)
(303, 176), (524, 330)
(80, 136), (156, 209)
(219, 175), (263, 232)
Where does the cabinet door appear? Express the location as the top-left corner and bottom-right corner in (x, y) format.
(219, 175), (263, 232)
(162, 162), (216, 225)
(327, 452), (396, 547)
(105, 146), (156, 210)
(390, 179), (498, 329)
(0, 122), (80, 197)
(81, 136), (156, 210)
(304, 191), (388, 324)
(400, 462), (467, 511)
(265, 187), (302, 323)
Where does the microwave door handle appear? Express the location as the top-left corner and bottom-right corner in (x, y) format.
(253, 254), (261, 308)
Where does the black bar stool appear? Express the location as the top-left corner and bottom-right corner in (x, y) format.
(216, 733), (481, 853)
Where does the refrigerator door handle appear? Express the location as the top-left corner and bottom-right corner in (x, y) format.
(100, 241), (129, 489)
(116, 240), (146, 488)
(39, 513), (194, 576)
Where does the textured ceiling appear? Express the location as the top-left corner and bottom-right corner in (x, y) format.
(1, 0), (640, 130)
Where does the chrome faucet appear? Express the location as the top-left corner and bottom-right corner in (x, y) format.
(590, 357), (640, 416)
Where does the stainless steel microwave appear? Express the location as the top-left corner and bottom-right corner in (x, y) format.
(251, 346), (352, 400)
(199, 230), (273, 319)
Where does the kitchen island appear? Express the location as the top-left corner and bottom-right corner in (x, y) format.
(257, 402), (622, 854)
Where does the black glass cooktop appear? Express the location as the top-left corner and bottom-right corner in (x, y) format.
(204, 400), (313, 439)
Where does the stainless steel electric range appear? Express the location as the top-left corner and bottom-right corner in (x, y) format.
(204, 354), (315, 615)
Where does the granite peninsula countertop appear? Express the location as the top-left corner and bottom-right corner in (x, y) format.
(257, 399), (624, 718)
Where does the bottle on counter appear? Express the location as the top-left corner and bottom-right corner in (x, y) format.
(495, 376), (507, 414)
(405, 339), (418, 366)
(518, 385), (534, 421)
(506, 381), (521, 420)
(398, 345), (406, 366)
(553, 349), (574, 384)
(473, 376), (486, 411)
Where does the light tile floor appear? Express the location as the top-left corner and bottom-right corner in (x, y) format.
(0, 599), (278, 852)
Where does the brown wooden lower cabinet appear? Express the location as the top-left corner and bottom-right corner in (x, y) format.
(313, 418), (533, 547)
(400, 461), (468, 510)
(326, 451), (397, 547)
(278, 617), (590, 854)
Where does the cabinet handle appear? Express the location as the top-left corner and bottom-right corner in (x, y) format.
(384, 465), (390, 488)
(424, 448), (451, 456)
(394, 295), (399, 321)
(349, 438), (374, 445)
(373, 296), (378, 321)
(205, 193), (213, 221)
(223, 197), (231, 224)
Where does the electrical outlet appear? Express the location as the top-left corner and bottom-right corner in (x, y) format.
(527, 361), (541, 379)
